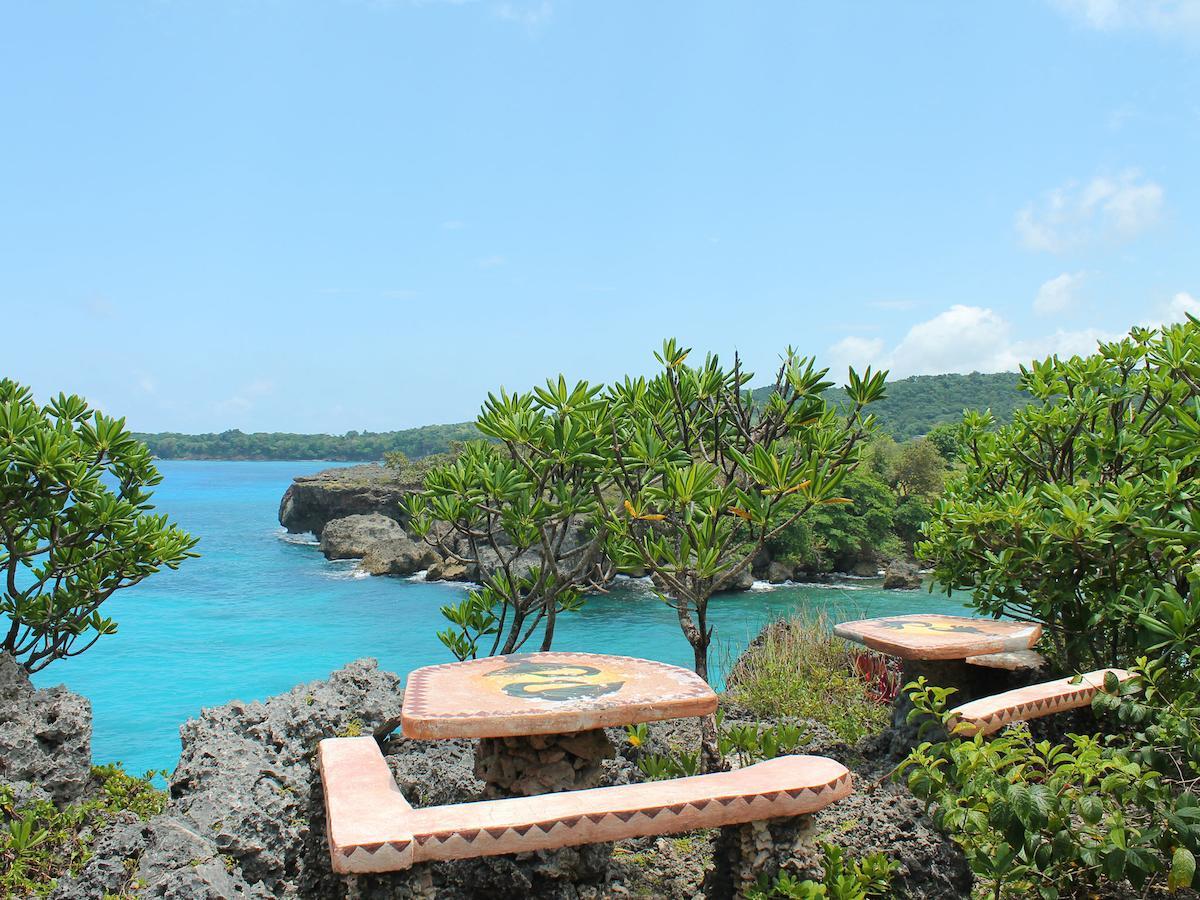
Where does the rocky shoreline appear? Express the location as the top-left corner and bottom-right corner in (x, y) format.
(277, 465), (926, 590)
(4, 653), (970, 899)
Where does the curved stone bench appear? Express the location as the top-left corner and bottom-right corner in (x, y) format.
(948, 668), (1134, 737)
(318, 736), (853, 875)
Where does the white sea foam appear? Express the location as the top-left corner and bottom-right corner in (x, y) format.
(276, 529), (319, 546)
(321, 560), (362, 580)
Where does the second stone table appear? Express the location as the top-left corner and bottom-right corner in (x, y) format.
(832, 613), (1044, 753)
(401, 651), (718, 798)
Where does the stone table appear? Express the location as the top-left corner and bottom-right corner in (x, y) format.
(401, 651), (717, 798)
(833, 613), (1043, 752)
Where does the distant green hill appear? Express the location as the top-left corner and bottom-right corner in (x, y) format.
(139, 372), (1026, 460)
(135, 422), (480, 461)
(758, 370), (1027, 441)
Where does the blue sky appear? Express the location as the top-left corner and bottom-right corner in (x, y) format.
(2, 1), (1198, 433)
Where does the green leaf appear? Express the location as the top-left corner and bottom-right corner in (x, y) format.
(1169, 847), (1196, 892)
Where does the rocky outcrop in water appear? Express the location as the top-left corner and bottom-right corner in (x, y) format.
(320, 513), (408, 559)
(279, 464), (418, 539)
(882, 560), (923, 590)
(0, 653), (92, 807)
(361, 536), (441, 576)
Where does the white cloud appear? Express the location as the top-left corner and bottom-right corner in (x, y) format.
(887, 306), (1015, 376)
(1052, 0), (1200, 35)
(441, 219), (464, 230)
(828, 293), (1200, 380)
(1016, 170), (1163, 253)
(1034, 272), (1086, 315)
(826, 305), (1109, 378)
(476, 254), (507, 268)
(1153, 291), (1200, 325)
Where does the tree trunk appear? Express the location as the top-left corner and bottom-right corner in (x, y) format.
(689, 627), (727, 773)
(540, 597), (557, 651)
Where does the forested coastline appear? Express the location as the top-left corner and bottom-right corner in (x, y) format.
(138, 370), (1025, 460)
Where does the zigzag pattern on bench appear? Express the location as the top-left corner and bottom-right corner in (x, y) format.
(948, 668), (1134, 737)
(318, 736), (853, 874)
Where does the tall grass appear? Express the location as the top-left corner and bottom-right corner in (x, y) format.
(724, 613), (891, 743)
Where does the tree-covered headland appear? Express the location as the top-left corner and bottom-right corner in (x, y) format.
(133, 422), (480, 461)
(135, 371), (1024, 461)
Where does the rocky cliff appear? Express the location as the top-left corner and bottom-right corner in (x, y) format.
(278, 464), (896, 590)
(0, 654), (92, 807)
(278, 465), (420, 539)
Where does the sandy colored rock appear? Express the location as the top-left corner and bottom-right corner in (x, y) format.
(319, 513), (406, 560)
(965, 649), (1047, 671)
(360, 536), (439, 576)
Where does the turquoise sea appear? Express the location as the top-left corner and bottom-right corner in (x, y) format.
(31, 461), (968, 776)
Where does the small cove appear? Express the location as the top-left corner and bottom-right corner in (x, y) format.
(31, 460), (969, 776)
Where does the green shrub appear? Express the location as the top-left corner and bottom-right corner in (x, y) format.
(898, 678), (1199, 898)
(0, 379), (197, 672)
(1, 765), (167, 898)
(747, 843), (896, 899)
(724, 615), (889, 743)
(919, 319), (1200, 671)
(767, 472), (896, 573)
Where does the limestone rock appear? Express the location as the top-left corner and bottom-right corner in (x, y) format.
(765, 561), (794, 584)
(360, 535), (440, 576)
(319, 513), (406, 560)
(849, 559), (881, 577)
(724, 566), (756, 592)
(0, 653), (92, 806)
(52, 647), (971, 899)
(278, 464), (417, 539)
(426, 559), (470, 582)
(882, 560), (923, 590)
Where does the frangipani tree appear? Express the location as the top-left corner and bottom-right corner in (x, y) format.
(0, 379), (198, 672)
(604, 340), (885, 681)
(406, 377), (613, 659)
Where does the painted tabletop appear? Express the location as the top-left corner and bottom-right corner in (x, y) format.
(833, 614), (1042, 661)
(401, 652), (718, 740)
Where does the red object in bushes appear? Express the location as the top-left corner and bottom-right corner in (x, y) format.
(852, 651), (901, 704)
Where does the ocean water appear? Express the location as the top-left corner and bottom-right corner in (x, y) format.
(30, 461), (968, 776)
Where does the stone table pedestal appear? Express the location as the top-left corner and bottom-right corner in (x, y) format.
(474, 727), (615, 798)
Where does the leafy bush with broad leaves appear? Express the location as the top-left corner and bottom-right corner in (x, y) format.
(909, 318), (1200, 897)
(767, 471), (898, 573)
(0, 379), (197, 672)
(920, 319), (1200, 671)
(899, 678), (1199, 898)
